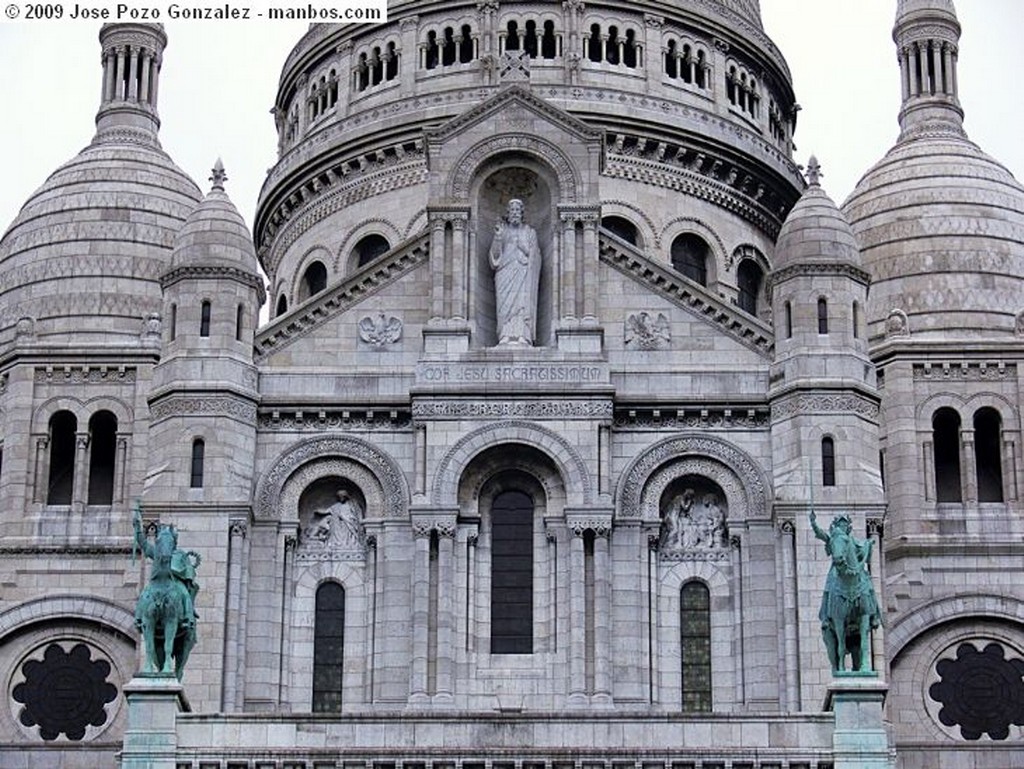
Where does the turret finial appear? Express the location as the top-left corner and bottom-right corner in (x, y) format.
(210, 159), (227, 191)
(806, 155), (822, 187)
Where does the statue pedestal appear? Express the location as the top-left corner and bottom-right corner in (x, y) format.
(824, 675), (893, 769)
(119, 675), (190, 769)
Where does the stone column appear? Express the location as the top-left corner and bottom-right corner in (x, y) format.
(866, 519), (886, 676)
(961, 428), (977, 504)
(223, 520), (247, 711)
(592, 526), (612, 704)
(559, 213), (578, 319)
(567, 527), (587, 704)
(139, 51), (152, 103)
(434, 524), (456, 703)
(32, 436), (49, 504)
(428, 214), (447, 320)
(279, 534), (297, 709)
(450, 212), (469, 320)
(400, 17), (418, 97)
(581, 214), (599, 320)
(114, 46), (126, 100)
(778, 520), (800, 710)
(114, 433), (129, 505)
(128, 46), (139, 100)
(72, 431), (89, 510)
(409, 524), (431, 703)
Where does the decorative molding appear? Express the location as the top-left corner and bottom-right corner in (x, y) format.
(617, 433), (769, 521)
(912, 362), (1014, 381)
(448, 134), (583, 203)
(624, 312), (671, 350)
(149, 394), (257, 423)
(258, 410), (412, 430)
(35, 367), (136, 385)
(613, 408), (769, 430)
(412, 400), (612, 420)
(160, 265), (266, 299)
(770, 392), (880, 421)
(256, 436), (409, 521)
(566, 515), (612, 537)
(767, 262), (871, 291)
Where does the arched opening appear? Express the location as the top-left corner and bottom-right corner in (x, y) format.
(665, 40), (678, 78)
(199, 300), (211, 337)
(606, 27), (620, 65)
(623, 29), (638, 68)
(587, 24), (601, 62)
(821, 436), (836, 488)
(817, 297), (829, 334)
(47, 411), (77, 505)
(459, 25), (473, 63)
(190, 438), (205, 489)
(933, 408), (962, 503)
(541, 21), (557, 59)
(601, 215), (639, 246)
(974, 408), (1004, 503)
(312, 581), (345, 712)
(681, 580), (712, 713)
(169, 303), (177, 341)
(671, 233), (710, 286)
(736, 260), (763, 316)
(490, 489), (534, 654)
(784, 301), (793, 338)
(442, 27), (456, 66)
(853, 301), (861, 338)
(524, 20), (538, 58)
(87, 411), (117, 505)
(276, 294), (288, 318)
(300, 260), (328, 301)
(235, 304), (245, 342)
(505, 21), (520, 51)
(352, 234), (391, 268)
(425, 31), (439, 70)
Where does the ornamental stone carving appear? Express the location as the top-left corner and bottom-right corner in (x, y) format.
(412, 400), (612, 419)
(887, 308), (910, 338)
(489, 199), (543, 347)
(358, 313), (403, 348)
(770, 392), (880, 421)
(660, 487), (727, 554)
(617, 433), (768, 521)
(149, 395), (257, 423)
(300, 489), (366, 554)
(624, 312), (671, 350)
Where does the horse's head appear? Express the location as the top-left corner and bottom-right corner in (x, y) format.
(152, 525), (178, 574)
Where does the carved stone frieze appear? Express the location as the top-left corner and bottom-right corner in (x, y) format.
(770, 392), (880, 421)
(613, 408), (769, 430)
(659, 487), (728, 553)
(912, 362), (1013, 381)
(258, 411), (412, 430)
(149, 395), (257, 423)
(412, 400), (612, 420)
(35, 367), (136, 385)
(450, 133), (580, 203)
(567, 515), (612, 537)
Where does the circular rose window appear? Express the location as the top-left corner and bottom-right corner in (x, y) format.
(10, 642), (118, 741)
(927, 641), (1024, 741)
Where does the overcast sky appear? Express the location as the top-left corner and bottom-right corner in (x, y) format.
(0, 1), (1020, 239)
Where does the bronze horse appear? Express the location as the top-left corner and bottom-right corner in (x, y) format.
(811, 513), (881, 672)
(133, 511), (198, 679)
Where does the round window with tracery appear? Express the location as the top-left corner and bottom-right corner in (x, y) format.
(926, 640), (1024, 741)
(10, 641), (119, 741)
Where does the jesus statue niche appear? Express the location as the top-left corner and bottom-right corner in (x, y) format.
(489, 198), (542, 346)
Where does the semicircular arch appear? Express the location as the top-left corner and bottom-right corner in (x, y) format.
(447, 134), (581, 203)
(0, 595), (137, 642)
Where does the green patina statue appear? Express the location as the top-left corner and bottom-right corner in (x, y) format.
(132, 502), (200, 679)
(810, 511), (882, 673)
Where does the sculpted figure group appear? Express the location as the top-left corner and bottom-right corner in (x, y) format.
(303, 489), (365, 550)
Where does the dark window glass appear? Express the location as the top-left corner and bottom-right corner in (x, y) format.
(190, 439), (205, 489)
(235, 304), (245, 342)
(817, 297), (828, 334)
(354, 234), (391, 267)
(974, 408), (1004, 502)
(199, 301), (211, 337)
(853, 301), (861, 339)
(47, 411), (77, 505)
(602, 216), (638, 246)
(933, 408), (963, 502)
(169, 303), (177, 341)
(681, 581), (712, 712)
(541, 21), (557, 59)
(671, 234), (710, 286)
(276, 294), (288, 317)
(737, 260), (762, 315)
(784, 301), (793, 338)
(491, 490), (533, 654)
(822, 437), (836, 487)
(87, 411), (117, 505)
(302, 261), (327, 299)
(313, 582), (345, 713)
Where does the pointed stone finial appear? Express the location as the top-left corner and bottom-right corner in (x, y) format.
(210, 159), (227, 191)
(806, 155), (822, 187)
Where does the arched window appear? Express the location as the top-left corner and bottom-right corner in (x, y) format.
(587, 24), (601, 62)
(602, 215), (639, 246)
(541, 21), (557, 59)
(386, 42), (399, 79)
(623, 29), (638, 68)
(606, 27), (620, 65)
(974, 408), (1004, 502)
(505, 21), (520, 51)
(821, 437), (836, 487)
(442, 28), (457, 66)
(853, 301), (861, 339)
(784, 301), (793, 339)
(933, 408), (962, 503)
(235, 304), (245, 342)
(199, 300), (212, 338)
(425, 31), (439, 69)
(681, 581), (712, 713)
(190, 438), (205, 489)
(276, 294), (288, 318)
(169, 303), (177, 341)
(491, 490), (534, 654)
(87, 411), (117, 505)
(736, 260), (763, 316)
(671, 234), (710, 286)
(817, 297), (828, 334)
(353, 234), (391, 268)
(47, 411), (77, 505)
(524, 20), (538, 58)
(313, 581), (345, 713)
(459, 26), (473, 63)
(301, 261), (328, 300)
(665, 40), (678, 78)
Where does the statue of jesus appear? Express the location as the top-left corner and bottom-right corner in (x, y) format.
(489, 199), (542, 346)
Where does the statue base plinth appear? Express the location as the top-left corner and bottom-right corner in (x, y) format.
(824, 676), (894, 769)
(423, 319), (471, 354)
(118, 675), (190, 769)
(555, 318), (603, 353)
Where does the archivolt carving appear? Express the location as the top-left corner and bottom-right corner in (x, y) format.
(279, 458), (381, 528)
(448, 135), (580, 202)
(433, 420), (592, 507)
(617, 433), (769, 521)
(257, 436), (409, 520)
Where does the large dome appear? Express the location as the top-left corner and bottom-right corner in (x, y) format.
(0, 24), (201, 347)
(843, 0), (1024, 341)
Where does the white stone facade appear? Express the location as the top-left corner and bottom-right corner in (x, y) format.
(0, 3), (1022, 769)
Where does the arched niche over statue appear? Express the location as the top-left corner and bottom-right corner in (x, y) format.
(473, 158), (556, 347)
(423, 87), (604, 353)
